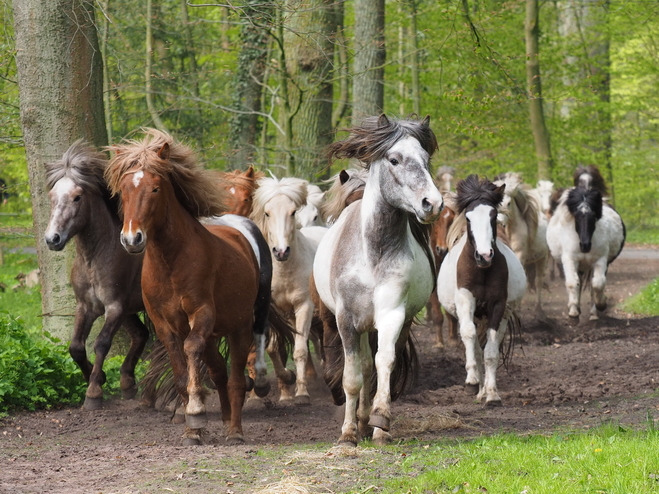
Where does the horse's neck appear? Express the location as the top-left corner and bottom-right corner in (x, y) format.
(74, 197), (121, 262)
(360, 179), (409, 255)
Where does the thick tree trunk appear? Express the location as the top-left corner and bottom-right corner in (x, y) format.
(229, 1), (272, 169)
(408, 0), (421, 115)
(352, 0), (385, 123)
(525, 0), (553, 180)
(12, 0), (107, 339)
(282, 0), (335, 180)
(146, 0), (167, 132)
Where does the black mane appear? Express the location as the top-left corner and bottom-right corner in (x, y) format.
(566, 187), (603, 220)
(455, 174), (504, 213)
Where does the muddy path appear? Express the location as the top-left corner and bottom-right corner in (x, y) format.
(2, 246), (659, 493)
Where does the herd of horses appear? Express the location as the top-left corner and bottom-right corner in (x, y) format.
(43, 115), (626, 447)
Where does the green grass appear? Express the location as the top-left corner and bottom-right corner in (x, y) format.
(384, 423), (659, 493)
(625, 227), (659, 246)
(0, 251), (41, 331)
(622, 278), (659, 316)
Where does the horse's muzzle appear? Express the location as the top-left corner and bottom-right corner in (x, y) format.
(474, 250), (493, 268)
(44, 232), (66, 251)
(273, 246), (290, 262)
(121, 230), (146, 255)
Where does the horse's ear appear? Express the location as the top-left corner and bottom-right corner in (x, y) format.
(495, 183), (506, 196)
(377, 114), (390, 128)
(421, 115), (431, 128)
(245, 166), (255, 179)
(339, 169), (350, 185)
(157, 142), (170, 160)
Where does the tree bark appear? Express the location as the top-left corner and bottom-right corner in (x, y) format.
(408, 0), (421, 116)
(525, 0), (553, 180)
(12, 0), (107, 339)
(282, 0), (335, 180)
(352, 0), (385, 123)
(146, 0), (167, 132)
(229, 1), (273, 169)
(100, 0), (112, 143)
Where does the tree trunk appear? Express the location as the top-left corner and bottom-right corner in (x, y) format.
(282, 0), (335, 180)
(180, 0), (204, 149)
(146, 0), (167, 132)
(229, 1), (272, 169)
(100, 0), (112, 143)
(408, 0), (421, 115)
(525, 0), (553, 180)
(352, 0), (385, 123)
(12, 0), (107, 339)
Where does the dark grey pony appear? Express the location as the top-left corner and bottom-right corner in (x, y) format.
(312, 114), (443, 446)
(44, 141), (149, 409)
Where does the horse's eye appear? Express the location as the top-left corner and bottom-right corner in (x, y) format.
(390, 158), (399, 166)
(152, 187), (159, 193)
(313, 215), (318, 221)
(73, 195), (82, 202)
(265, 212), (270, 218)
(291, 211), (296, 217)
(244, 198), (249, 203)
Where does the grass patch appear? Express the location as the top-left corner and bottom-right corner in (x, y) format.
(622, 278), (659, 316)
(0, 251), (41, 330)
(625, 227), (659, 246)
(386, 423), (659, 493)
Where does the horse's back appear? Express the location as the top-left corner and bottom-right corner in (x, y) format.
(300, 225), (328, 252)
(499, 240), (527, 303)
(601, 205), (626, 263)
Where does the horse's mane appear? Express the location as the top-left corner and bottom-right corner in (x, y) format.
(496, 172), (540, 239)
(250, 176), (308, 232)
(105, 128), (230, 218)
(454, 174), (504, 214)
(574, 165), (608, 196)
(218, 166), (264, 192)
(327, 114), (438, 169)
(46, 140), (118, 211)
(306, 184), (325, 208)
(566, 187), (603, 220)
(321, 168), (368, 224)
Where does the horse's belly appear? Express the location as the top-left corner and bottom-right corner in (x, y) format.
(313, 220), (344, 314)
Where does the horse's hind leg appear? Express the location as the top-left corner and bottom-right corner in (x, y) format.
(426, 290), (445, 348)
(292, 300), (315, 406)
(226, 329), (251, 444)
(119, 314), (150, 400)
(202, 340), (229, 423)
(481, 317), (508, 406)
(266, 337), (296, 402)
(561, 256), (581, 324)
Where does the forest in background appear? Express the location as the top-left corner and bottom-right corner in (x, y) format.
(1, 0), (658, 229)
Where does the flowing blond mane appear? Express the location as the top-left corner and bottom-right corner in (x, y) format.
(105, 128), (230, 218)
(250, 176), (308, 233)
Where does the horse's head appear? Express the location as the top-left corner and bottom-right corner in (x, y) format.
(227, 183), (253, 217)
(535, 180), (554, 216)
(222, 166), (259, 217)
(431, 206), (456, 265)
(252, 177), (308, 262)
(44, 141), (109, 251)
(456, 175), (505, 269)
(566, 187), (603, 253)
(296, 184), (325, 228)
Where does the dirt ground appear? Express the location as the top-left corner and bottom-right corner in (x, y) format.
(2, 247), (659, 493)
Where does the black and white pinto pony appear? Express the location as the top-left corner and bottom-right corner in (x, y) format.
(438, 175), (526, 406)
(546, 184), (625, 324)
(313, 114), (443, 446)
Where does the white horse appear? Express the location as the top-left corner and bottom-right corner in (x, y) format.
(531, 179), (554, 218)
(313, 114), (443, 446)
(438, 175), (526, 405)
(251, 176), (327, 405)
(494, 172), (548, 315)
(547, 187), (625, 324)
(296, 183), (327, 228)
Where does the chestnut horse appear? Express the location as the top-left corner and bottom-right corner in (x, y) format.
(217, 165), (263, 216)
(106, 129), (270, 445)
(44, 141), (149, 410)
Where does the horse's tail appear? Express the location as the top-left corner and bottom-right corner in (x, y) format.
(501, 309), (523, 370)
(267, 303), (296, 356)
(139, 338), (184, 411)
(386, 324), (420, 401)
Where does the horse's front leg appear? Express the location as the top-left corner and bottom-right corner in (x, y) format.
(561, 255), (581, 324)
(455, 288), (480, 395)
(225, 327), (252, 444)
(119, 313), (150, 400)
(358, 333), (374, 440)
(183, 306), (215, 430)
(292, 299), (315, 405)
(336, 311), (362, 446)
(85, 304), (126, 410)
(480, 304), (507, 406)
(68, 303), (97, 385)
(370, 305), (406, 445)
(589, 257), (609, 320)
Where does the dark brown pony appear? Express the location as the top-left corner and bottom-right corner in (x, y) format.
(574, 165), (608, 196)
(216, 166), (264, 216)
(106, 129), (269, 445)
(44, 141), (149, 410)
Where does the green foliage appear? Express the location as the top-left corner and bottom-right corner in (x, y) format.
(0, 251), (41, 331)
(623, 278), (659, 316)
(385, 424), (659, 493)
(0, 313), (85, 415)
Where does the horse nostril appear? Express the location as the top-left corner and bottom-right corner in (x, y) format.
(135, 231), (143, 244)
(422, 198), (433, 212)
(284, 246), (291, 256)
(52, 233), (61, 245)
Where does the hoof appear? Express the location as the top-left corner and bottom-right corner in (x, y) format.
(465, 383), (479, 396)
(226, 434), (245, 445)
(182, 437), (201, 446)
(368, 414), (390, 432)
(185, 413), (208, 429)
(294, 395), (311, 407)
(596, 302), (607, 312)
(83, 396), (104, 411)
(121, 385), (138, 400)
(282, 370), (296, 386)
(254, 382), (271, 398)
(245, 376), (254, 392)
(338, 438), (358, 447)
(485, 399), (502, 407)
(171, 413), (186, 424)
(567, 315), (579, 327)
(373, 430), (393, 446)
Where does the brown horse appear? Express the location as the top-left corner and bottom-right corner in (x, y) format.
(106, 129), (270, 445)
(217, 166), (264, 216)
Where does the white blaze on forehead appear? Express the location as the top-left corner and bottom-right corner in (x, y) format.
(132, 171), (144, 187)
(466, 204), (495, 254)
(52, 177), (76, 199)
(230, 186), (236, 195)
